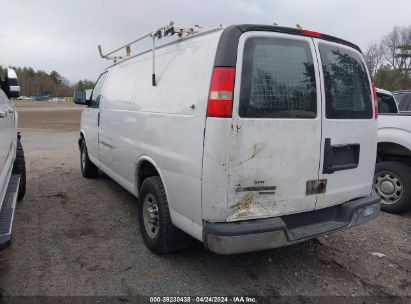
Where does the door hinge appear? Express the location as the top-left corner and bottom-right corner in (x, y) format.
(306, 179), (327, 195)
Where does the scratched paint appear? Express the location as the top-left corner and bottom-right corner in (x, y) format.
(227, 116), (322, 220)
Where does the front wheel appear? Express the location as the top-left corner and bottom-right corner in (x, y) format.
(80, 140), (98, 178)
(138, 176), (190, 254)
(374, 161), (411, 214)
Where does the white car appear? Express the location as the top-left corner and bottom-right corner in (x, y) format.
(74, 23), (380, 255)
(0, 68), (26, 249)
(375, 88), (411, 213)
(16, 96), (31, 101)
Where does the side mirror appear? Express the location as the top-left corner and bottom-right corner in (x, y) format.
(4, 68), (20, 99)
(85, 89), (92, 100)
(73, 90), (88, 105)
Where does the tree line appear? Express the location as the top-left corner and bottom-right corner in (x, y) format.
(2, 25), (409, 98)
(364, 25), (411, 91)
(0, 65), (95, 97)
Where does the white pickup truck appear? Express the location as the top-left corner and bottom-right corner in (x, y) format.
(375, 88), (411, 213)
(0, 68), (26, 249)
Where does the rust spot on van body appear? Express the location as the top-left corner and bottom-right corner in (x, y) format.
(230, 193), (254, 217)
(229, 190), (278, 219)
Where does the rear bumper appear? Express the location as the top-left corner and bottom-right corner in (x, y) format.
(203, 195), (381, 255)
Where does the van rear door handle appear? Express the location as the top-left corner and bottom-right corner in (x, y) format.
(0, 111), (6, 118)
(323, 138), (360, 174)
(7, 108), (14, 114)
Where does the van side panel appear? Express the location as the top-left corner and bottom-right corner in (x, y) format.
(99, 31), (222, 231)
(201, 118), (232, 221)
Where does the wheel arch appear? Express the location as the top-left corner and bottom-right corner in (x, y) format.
(78, 130), (86, 150)
(378, 128), (411, 152)
(377, 141), (411, 159)
(135, 156), (170, 202)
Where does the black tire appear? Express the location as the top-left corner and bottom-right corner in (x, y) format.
(374, 161), (411, 214)
(12, 139), (26, 201)
(138, 176), (190, 254)
(80, 139), (98, 178)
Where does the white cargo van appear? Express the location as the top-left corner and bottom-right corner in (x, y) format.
(74, 23), (381, 255)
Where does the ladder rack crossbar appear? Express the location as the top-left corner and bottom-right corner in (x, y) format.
(98, 21), (174, 60)
(97, 21), (203, 86)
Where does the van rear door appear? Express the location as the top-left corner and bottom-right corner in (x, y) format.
(313, 40), (377, 209)
(226, 32), (322, 221)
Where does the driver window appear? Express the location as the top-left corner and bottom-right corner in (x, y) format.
(89, 72), (108, 108)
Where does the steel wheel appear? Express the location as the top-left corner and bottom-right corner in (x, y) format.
(142, 193), (160, 238)
(374, 171), (403, 205)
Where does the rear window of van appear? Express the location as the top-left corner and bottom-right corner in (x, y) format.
(239, 37), (317, 119)
(319, 44), (372, 119)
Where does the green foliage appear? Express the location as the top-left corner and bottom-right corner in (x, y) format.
(75, 79), (95, 91)
(365, 25), (411, 91)
(0, 64), (93, 97)
(50, 70), (62, 84)
(374, 66), (411, 91)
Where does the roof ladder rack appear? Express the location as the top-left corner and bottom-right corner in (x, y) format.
(98, 21), (202, 86)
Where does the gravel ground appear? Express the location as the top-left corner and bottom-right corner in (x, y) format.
(0, 102), (410, 299)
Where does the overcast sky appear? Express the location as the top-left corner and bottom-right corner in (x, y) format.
(1, 0), (410, 83)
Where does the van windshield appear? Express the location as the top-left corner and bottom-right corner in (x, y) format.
(319, 43), (372, 119)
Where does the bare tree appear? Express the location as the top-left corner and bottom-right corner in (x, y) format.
(364, 40), (385, 79)
(381, 25), (411, 71)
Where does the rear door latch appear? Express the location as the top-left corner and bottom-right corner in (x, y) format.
(306, 179), (327, 195)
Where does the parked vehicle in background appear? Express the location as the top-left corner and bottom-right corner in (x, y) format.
(16, 96), (31, 101)
(0, 68), (26, 249)
(32, 93), (51, 101)
(74, 23), (380, 255)
(394, 90), (411, 112)
(375, 88), (411, 213)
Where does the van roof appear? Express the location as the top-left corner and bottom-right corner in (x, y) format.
(237, 25), (361, 51)
(214, 24), (362, 67)
(103, 23), (362, 71)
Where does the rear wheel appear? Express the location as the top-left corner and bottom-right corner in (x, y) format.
(12, 139), (26, 201)
(374, 161), (411, 214)
(138, 176), (190, 254)
(80, 139), (98, 178)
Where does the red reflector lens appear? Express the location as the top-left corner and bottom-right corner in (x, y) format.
(301, 29), (322, 38)
(207, 67), (235, 118)
(372, 83), (378, 119)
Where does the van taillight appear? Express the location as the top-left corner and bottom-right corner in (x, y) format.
(207, 67), (235, 118)
(372, 83), (378, 119)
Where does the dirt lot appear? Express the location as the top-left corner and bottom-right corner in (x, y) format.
(0, 101), (410, 299)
